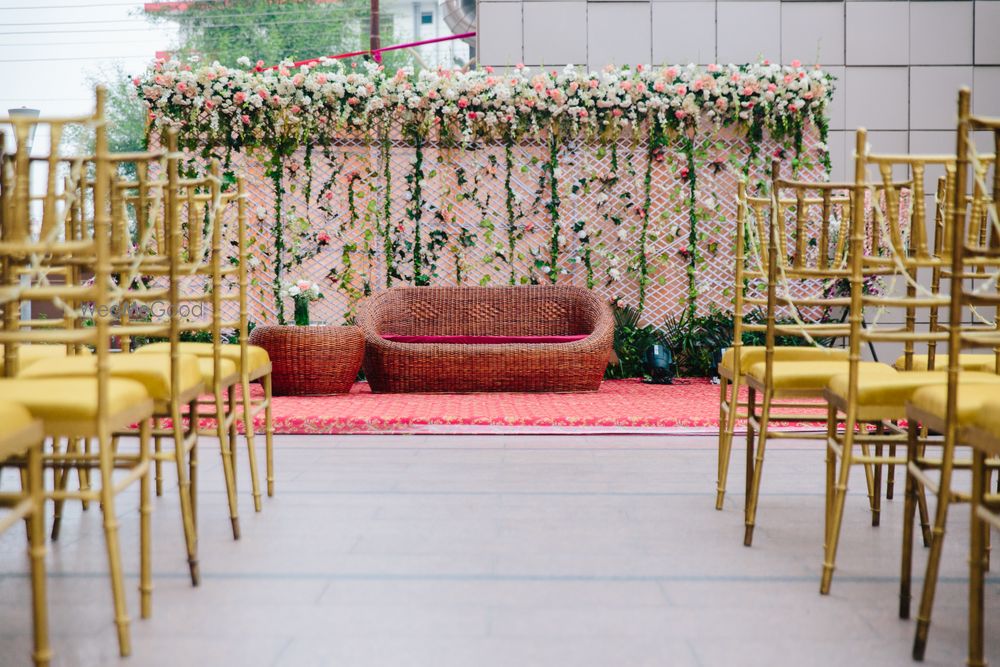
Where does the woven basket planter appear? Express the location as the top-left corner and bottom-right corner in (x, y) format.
(248, 325), (364, 396)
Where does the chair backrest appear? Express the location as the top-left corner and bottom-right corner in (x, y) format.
(947, 88), (1000, 379)
(729, 179), (850, 361)
(0, 88), (112, 378)
(755, 160), (856, 370)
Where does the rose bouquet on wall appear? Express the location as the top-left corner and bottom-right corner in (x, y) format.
(139, 58), (833, 159)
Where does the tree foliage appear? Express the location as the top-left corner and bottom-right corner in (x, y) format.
(62, 64), (148, 176)
(143, 0), (409, 68)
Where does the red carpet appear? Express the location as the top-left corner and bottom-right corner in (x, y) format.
(233, 378), (824, 435)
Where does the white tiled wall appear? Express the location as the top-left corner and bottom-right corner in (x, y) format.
(477, 0), (1000, 181)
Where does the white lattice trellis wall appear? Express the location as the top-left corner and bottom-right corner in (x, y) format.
(186, 125), (826, 327)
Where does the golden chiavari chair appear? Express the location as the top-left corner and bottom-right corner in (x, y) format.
(138, 177), (274, 506)
(820, 129), (1000, 597)
(0, 89), (155, 656)
(716, 180), (849, 511)
(127, 161), (245, 537)
(741, 160), (899, 547)
(0, 403), (50, 667)
(18, 132), (210, 584)
(900, 88), (1000, 662)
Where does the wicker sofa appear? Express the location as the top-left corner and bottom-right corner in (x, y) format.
(357, 286), (614, 393)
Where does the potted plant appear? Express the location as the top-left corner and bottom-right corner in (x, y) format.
(279, 279), (323, 326)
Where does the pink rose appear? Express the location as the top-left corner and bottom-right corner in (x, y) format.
(791, 59), (801, 68)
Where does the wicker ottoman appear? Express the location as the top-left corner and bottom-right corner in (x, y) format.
(248, 325), (364, 396)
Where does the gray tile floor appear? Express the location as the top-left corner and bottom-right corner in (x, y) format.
(1, 433), (998, 666)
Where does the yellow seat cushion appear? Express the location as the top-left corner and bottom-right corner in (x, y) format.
(0, 377), (150, 424)
(0, 401), (39, 461)
(909, 384), (1000, 426)
(827, 371), (1000, 421)
(893, 353), (997, 373)
(136, 342), (270, 375)
(747, 360), (895, 395)
(972, 399), (1000, 455)
(0, 401), (35, 434)
(197, 357), (239, 387)
(721, 345), (848, 374)
(0, 344), (91, 374)
(18, 353), (203, 402)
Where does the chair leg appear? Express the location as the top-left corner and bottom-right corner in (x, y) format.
(824, 404), (837, 554)
(138, 419), (152, 620)
(984, 468), (992, 572)
(821, 409), (857, 595)
(50, 438), (72, 542)
(886, 443), (896, 500)
(917, 464), (932, 548)
(872, 440), (884, 527)
(900, 421), (919, 619)
(26, 441), (52, 667)
(219, 385), (240, 540)
(968, 450), (988, 667)
(171, 404), (199, 587)
(153, 417), (163, 497)
(744, 388), (756, 512)
(241, 376), (262, 511)
(717, 373), (740, 511)
(188, 400), (198, 534)
(97, 433), (131, 657)
(744, 389), (772, 547)
(78, 438), (91, 511)
(912, 437), (959, 661)
(860, 440), (876, 517)
(263, 373), (274, 499)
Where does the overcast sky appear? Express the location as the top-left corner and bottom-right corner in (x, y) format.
(0, 0), (177, 116)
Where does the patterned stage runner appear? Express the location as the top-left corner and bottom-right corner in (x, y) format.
(232, 379), (825, 435)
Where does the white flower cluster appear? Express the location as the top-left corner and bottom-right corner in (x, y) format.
(139, 59), (833, 147)
(279, 278), (323, 301)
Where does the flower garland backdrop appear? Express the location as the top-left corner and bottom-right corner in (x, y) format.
(140, 59), (833, 325)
